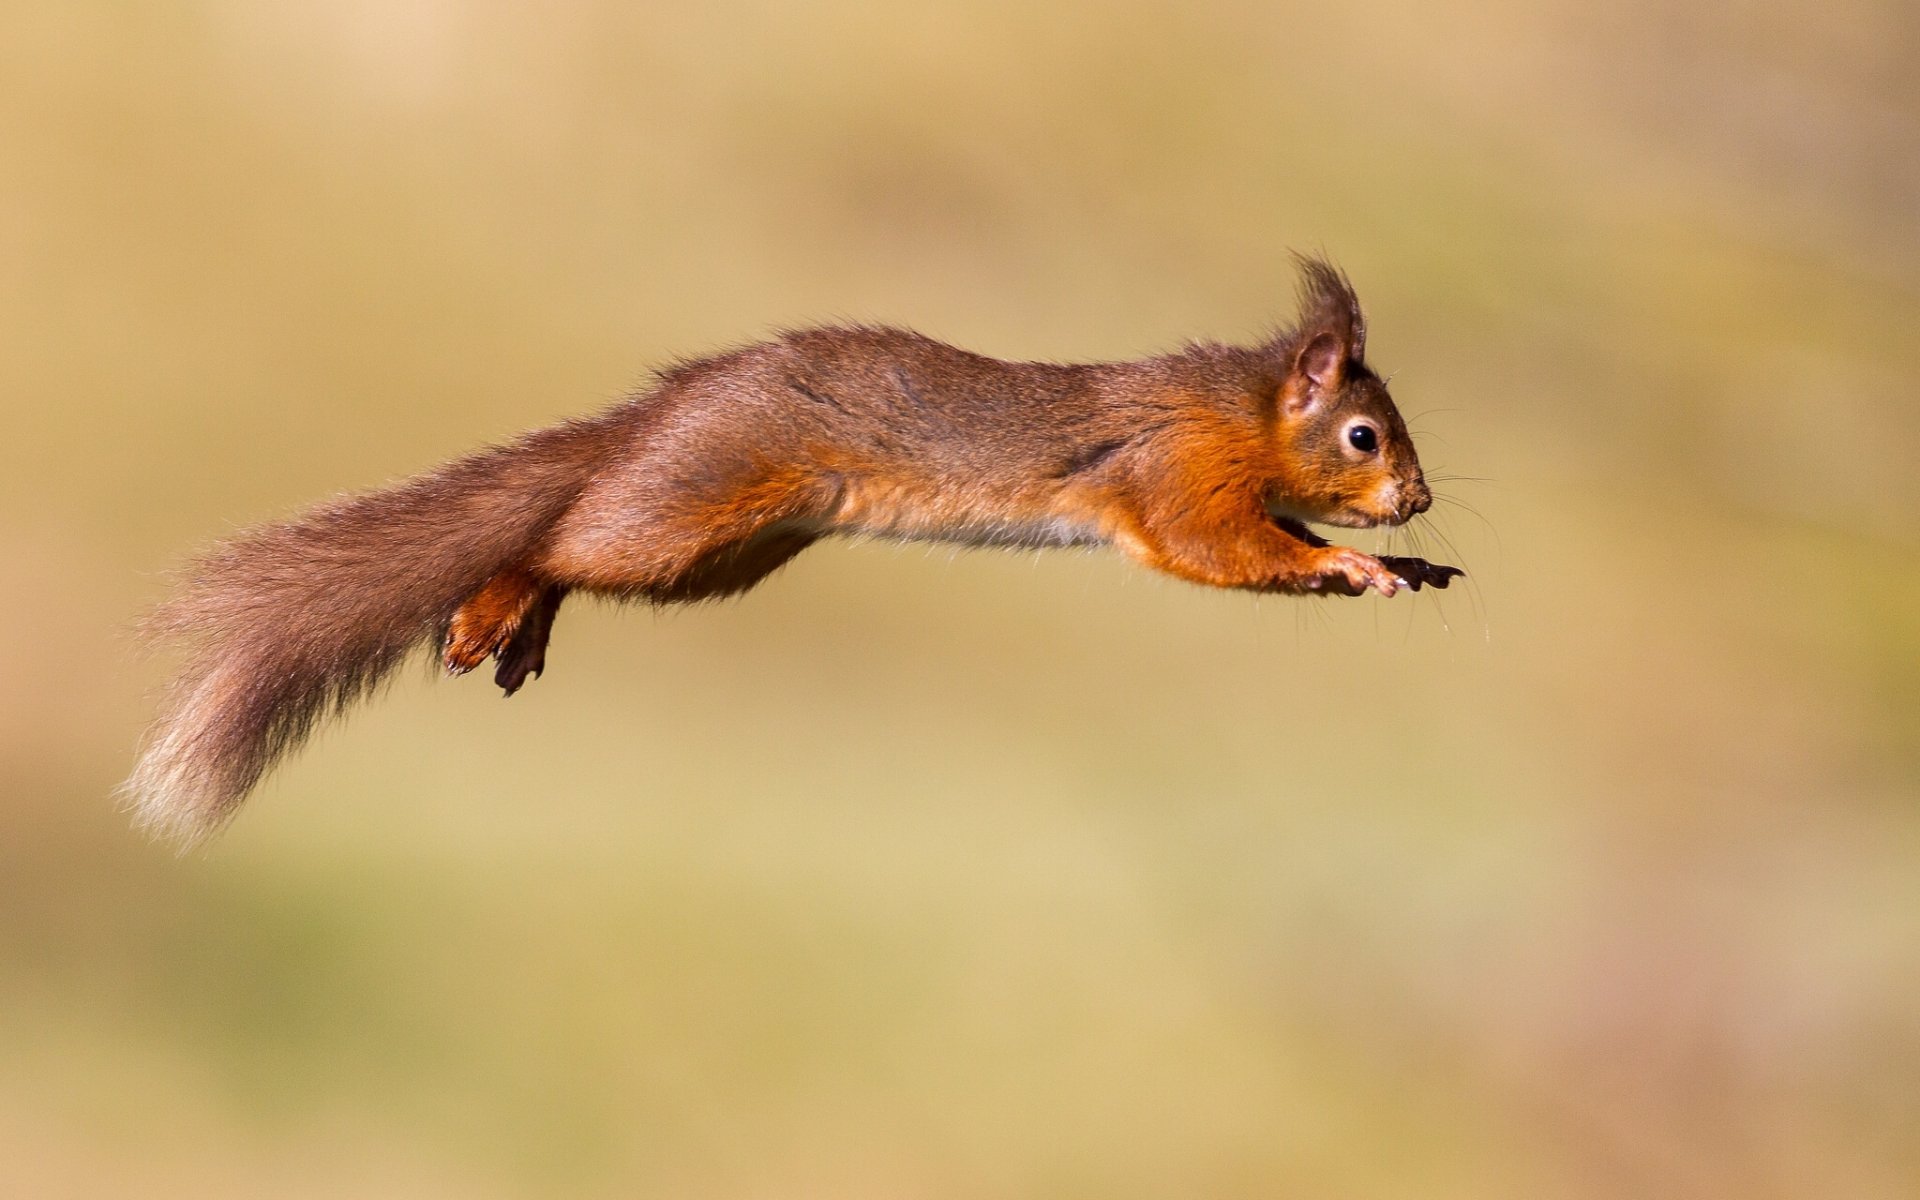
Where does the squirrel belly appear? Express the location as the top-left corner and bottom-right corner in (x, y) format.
(126, 254), (1462, 844)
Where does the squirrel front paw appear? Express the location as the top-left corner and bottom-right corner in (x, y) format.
(1297, 549), (1466, 596)
(1303, 547), (1405, 597)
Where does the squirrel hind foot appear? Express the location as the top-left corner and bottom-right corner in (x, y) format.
(491, 586), (564, 697)
(444, 569), (548, 678)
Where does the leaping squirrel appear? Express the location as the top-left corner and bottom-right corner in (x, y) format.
(127, 255), (1462, 844)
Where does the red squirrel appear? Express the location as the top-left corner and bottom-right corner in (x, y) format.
(127, 255), (1461, 843)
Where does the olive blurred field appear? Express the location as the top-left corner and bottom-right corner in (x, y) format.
(5, 3), (1919, 1197)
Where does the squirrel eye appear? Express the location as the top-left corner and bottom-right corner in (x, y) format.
(1347, 423), (1378, 453)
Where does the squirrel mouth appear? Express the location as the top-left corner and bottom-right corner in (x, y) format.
(1265, 480), (1425, 531)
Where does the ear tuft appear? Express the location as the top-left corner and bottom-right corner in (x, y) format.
(1287, 252), (1367, 363)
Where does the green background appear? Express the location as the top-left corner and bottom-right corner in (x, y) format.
(5, 2), (1918, 1196)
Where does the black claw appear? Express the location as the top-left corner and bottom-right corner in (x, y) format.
(494, 657), (539, 697)
(1377, 556), (1465, 593)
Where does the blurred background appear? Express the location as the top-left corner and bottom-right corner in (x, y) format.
(4, 2), (1918, 1196)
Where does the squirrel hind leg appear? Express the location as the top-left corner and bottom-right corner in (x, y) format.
(648, 526), (820, 604)
(492, 585), (564, 696)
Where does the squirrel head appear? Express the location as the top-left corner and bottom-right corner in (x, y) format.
(1267, 256), (1431, 529)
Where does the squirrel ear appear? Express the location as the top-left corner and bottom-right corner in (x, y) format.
(1277, 253), (1366, 410)
(1279, 331), (1346, 415)
(1294, 331), (1346, 391)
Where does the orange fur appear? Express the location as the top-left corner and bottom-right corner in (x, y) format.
(445, 568), (544, 673)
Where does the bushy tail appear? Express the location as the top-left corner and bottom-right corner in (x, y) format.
(123, 411), (623, 847)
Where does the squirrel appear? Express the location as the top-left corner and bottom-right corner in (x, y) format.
(125, 254), (1461, 845)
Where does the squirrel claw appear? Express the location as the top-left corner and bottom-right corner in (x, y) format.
(1378, 556), (1464, 591)
(494, 650), (544, 697)
(442, 631), (495, 676)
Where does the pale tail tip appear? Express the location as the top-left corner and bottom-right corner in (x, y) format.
(116, 756), (233, 855)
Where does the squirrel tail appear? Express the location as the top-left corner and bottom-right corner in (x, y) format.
(122, 410), (623, 848)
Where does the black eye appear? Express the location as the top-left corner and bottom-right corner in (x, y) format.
(1347, 423), (1378, 453)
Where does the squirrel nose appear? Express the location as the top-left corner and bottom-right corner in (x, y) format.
(1405, 481), (1432, 516)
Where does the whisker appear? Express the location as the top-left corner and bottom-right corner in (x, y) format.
(1409, 514), (1468, 577)
(1430, 584), (1455, 638)
(1431, 495), (1503, 559)
(1424, 514), (1490, 642)
(1402, 512), (1485, 641)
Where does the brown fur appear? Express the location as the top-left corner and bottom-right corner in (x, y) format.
(125, 255), (1460, 844)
